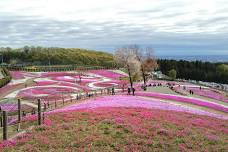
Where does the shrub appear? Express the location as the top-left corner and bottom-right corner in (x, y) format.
(0, 67), (12, 88)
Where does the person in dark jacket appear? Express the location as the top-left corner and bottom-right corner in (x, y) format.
(112, 87), (115, 95)
(127, 87), (131, 95)
(132, 88), (135, 96)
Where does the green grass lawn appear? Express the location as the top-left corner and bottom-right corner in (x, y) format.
(146, 86), (179, 95)
(0, 120), (37, 141)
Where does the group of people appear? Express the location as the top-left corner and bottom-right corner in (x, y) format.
(141, 83), (163, 91)
(107, 87), (115, 95)
(127, 87), (136, 95)
(189, 90), (194, 95)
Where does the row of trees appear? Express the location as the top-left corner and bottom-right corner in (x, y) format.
(158, 59), (228, 84)
(0, 46), (115, 67)
(114, 45), (158, 94)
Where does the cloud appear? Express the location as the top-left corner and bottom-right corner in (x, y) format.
(0, 0), (227, 55)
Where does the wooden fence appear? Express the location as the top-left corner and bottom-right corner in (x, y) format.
(0, 86), (125, 141)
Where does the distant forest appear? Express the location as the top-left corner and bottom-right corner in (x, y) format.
(0, 46), (115, 67)
(158, 59), (228, 84)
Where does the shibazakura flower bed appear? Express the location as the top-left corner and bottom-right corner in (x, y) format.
(0, 102), (34, 114)
(136, 92), (228, 113)
(2, 107), (227, 151)
(51, 76), (99, 83)
(17, 86), (80, 100)
(10, 71), (39, 79)
(2, 70), (127, 106)
(89, 70), (127, 79)
(186, 87), (228, 103)
(51, 95), (227, 120)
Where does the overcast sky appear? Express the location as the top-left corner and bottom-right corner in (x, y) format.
(0, 0), (227, 55)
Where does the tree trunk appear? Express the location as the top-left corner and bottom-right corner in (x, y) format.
(127, 64), (134, 95)
(141, 65), (146, 90)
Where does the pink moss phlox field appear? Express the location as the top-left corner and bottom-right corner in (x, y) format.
(51, 76), (99, 83)
(40, 72), (74, 77)
(2, 107), (228, 151)
(17, 86), (80, 100)
(10, 71), (38, 79)
(0, 103), (17, 112)
(0, 140), (16, 149)
(136, 92), (228, 113)
(50, 95), (228, 120)
(0, 83), (21, 94)
(93, 82), (118, 87)
(89, 70), (126, 79)
(35, 81), (56, 86)
(186, 87), (228, 103)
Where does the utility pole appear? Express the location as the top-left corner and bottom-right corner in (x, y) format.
(0, 53), (3, 65)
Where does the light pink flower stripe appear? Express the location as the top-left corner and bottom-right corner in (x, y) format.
(136, 92), (228, 113)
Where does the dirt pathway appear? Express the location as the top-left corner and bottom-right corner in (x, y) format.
(0, 78), (36, 99)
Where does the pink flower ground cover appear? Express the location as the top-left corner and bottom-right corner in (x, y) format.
(10, 71), (38, 79)
(40, 72), (75, 77)
(187, 87), (228, 103)
(136, 92), (228, 113)
(0, 103), (17, 112)
(89, 70), (126, 79)
(93, 82), (119, 87)
(51, 76), (99, 83)
(17, 86), (80, 100)
(10, 71), (26, 79)
(0, 83), (20, 94)
(3, 107), (228, 151)
(51, 95), (228, 120)
(35, 81), (56, 86)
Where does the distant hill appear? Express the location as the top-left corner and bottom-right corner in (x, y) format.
(0, 47), (115, 67)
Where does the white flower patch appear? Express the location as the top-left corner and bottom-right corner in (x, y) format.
(88, 78), (118, 90)
(9, 76), (31, 85)
(109, 70), (128, 76)
(33, 77), (56, 83)
(4, 90), (21, 98)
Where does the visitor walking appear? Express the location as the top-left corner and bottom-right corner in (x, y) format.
(127, 87), (131, 95)
(112, 87), (115, 95)
(122, 84), (125, 92)
(132, 88), (135, 96)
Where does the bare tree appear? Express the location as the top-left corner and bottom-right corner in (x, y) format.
(135, 47), (158, 90)
(114, 45), (141, 95)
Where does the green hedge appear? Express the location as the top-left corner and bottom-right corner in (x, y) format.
(0, 67), (12, 88)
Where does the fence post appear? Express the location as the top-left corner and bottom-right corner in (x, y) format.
(3, 111), (7, 140)
(38, 99), (42, 125)
(55, 100), (57, 108)
(0, 107), (2, 127)
(17, 99), (21, 131)
(47, 101), (50, 109)
(44, 103), (47, 111)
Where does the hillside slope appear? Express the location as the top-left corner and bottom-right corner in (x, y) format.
(0, 47), (115, 67)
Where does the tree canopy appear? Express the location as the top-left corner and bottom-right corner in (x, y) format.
(0, 46), (115, 67)
(158, 59), (228, 84)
